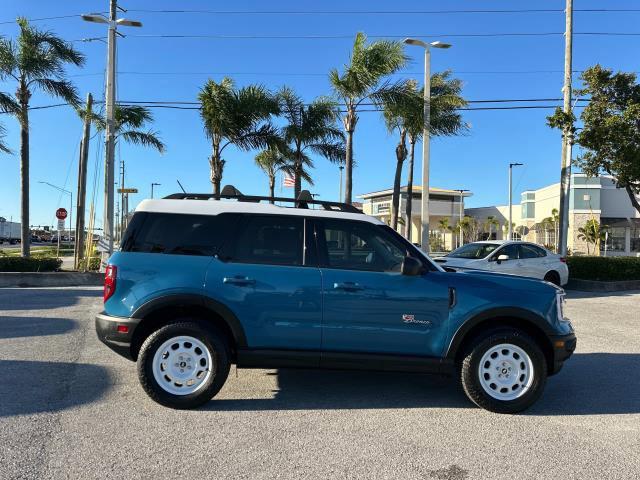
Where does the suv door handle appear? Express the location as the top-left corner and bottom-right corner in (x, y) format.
(223, 276), (256, 286)
(333, 282), (364, 292)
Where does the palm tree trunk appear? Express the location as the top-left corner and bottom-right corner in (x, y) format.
(405, 140), (415, 241)
(269, 176), (275, 204)
(342, 108), (357, 205)
(18, 89), (30, 258)
(210, 141), (222, 195)
(391, 129), (407, 231)
(294, 152), (302, 199)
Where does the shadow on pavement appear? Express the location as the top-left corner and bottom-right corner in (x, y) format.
(566, 289), (640, 299)
(531, 353), (640, 416)
(0, 288), (101, 311)
(205, 368), (469, 411)
(205, 353), (640, 415)
(0, 316), (77, 339)
(0, 360), (112, 417)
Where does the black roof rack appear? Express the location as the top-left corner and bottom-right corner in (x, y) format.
(163, 185), (362, 214)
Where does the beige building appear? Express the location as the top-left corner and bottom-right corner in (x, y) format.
(358, 186), (472, 250)
(466, 174), (640, 256)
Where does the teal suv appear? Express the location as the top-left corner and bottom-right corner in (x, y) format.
(96, 189), (576, 413)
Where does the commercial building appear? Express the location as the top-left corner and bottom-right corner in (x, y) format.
(358, 186), (472, 250)
(465, 174), (640, 256)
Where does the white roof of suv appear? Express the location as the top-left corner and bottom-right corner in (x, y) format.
(136, 198), (385, 225)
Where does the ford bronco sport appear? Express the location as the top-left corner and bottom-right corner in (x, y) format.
(96, 188), (576, 413)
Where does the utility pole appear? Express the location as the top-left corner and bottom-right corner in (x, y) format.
(557, 0), (573, 256)
(120, 158), (125, 239)
(338, 165), (344, 203)
(82, 2), (142, 268)
(75, 93), (92, 270)
(508, 162), (523, 241)
(151, 182), (161, 199)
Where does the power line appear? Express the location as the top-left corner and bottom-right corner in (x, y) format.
(125, 32), (640, 40)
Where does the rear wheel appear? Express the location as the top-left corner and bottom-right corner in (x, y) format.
(460, 328), (547, 413)
(137, 321), (230, 409)
(544, 270), (561, 286)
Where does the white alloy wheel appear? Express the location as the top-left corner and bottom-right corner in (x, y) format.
(478, 343), (534, 401)
(152, 335), (214, 395)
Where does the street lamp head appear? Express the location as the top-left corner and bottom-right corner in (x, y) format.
(403, 38), (428, 48)
(430, 41), (452, 49)
(117, 18), (143, 27)
(81, 14), (109, 24)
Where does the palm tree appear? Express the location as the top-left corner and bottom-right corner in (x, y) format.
(403, 73), (467, 241)
(199, 77), (280, 195)
(438, 217), (451, 249)
(87, 105), (165, 153)
(255, 147), (287, 203)
(577, 218), (607, 255)
(278, 87), (345, 198)
(0, 18), (84, 257)
(485, 215), (500, 240)
(330, 32), (409, 204)
(384, 73), (467, 234)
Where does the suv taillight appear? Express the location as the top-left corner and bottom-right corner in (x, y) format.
(104, 265), (117, 303)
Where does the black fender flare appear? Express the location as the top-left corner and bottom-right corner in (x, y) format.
(444, 307), (553, 361)
(132, 294), (247, 348)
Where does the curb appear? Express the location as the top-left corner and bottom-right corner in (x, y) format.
(0, 272), (103, 288)
(566, 278), (640, 292)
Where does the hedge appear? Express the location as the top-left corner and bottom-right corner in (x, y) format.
(567, 256), (640, 281)
(0, 257), (62, 272)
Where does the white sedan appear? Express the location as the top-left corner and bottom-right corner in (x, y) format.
(433, 241), (569, 286)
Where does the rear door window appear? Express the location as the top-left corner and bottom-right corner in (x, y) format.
(224, 215), (304, 266)
(494, 243), (519, 260)
(519, 244), (547, 259)
(121, 212), (235, 256)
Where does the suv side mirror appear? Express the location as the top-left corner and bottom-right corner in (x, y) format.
(496, 254), (509, 264)
(401, 256), (423, 276)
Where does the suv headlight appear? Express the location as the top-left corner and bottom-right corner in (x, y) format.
(556, 291), (567, 322)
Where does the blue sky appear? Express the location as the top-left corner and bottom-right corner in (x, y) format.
(1, 0), (639, 229)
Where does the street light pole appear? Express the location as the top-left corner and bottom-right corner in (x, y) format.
(338, 165), (344, 203)
(454, 189), (470, 248)
(151, 182), (161, 199)
(508, 163), (523, 240)
(82, 2), (142, 268)
(404, 38), (451, 253)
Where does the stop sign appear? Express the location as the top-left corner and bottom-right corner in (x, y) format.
(56, 208), (68, 220)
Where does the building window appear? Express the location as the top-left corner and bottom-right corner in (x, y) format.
(632, 226), (640, 252)
(601, 226), (626, 252)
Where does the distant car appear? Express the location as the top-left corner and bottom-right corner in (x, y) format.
(433, 241), (569, 286)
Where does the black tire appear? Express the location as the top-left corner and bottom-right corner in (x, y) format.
(544, 271), (561, 286)
(137, 321), (230, 409)
(460, 328), (547, 414)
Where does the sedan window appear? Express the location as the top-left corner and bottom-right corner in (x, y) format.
(448, 243), (500, 259)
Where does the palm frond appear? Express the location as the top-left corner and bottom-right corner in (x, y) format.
(119, 130), (166, 153)
(115, 105), (154, 130)
(0, 122), (12, 154)
(0, 92), (20, 116)
(30, 78), (80, 107)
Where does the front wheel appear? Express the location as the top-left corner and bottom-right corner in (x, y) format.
(460, 329), (547, 413)
(137, 321), (230, 409)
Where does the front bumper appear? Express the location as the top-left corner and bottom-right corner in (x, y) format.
(549, 332), (577, 375)
(95, 312), (141, 361)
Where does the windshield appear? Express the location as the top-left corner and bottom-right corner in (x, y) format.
(447, 243), (500, 259)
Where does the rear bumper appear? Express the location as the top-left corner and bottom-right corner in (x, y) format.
(549, 332), (577, 375)
(95, 312), (141, 361)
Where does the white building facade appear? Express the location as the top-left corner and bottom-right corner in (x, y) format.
(466, 174), (640, 257)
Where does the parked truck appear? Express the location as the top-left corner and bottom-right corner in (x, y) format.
(0, 219), (21, 244)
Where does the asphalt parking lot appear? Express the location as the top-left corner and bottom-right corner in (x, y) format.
(1, 287), (639, 480)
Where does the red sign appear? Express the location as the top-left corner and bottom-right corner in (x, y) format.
(56, 208), (68, 220)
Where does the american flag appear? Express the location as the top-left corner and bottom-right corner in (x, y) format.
(283, 173), (295, 188)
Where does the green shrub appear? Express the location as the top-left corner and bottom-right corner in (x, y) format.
(567, 256), (640, 281)
(87, 257), (101, 271)
(0, 256), (62, 272)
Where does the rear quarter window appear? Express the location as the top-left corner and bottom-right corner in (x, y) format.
(121, 212), (236, 256)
